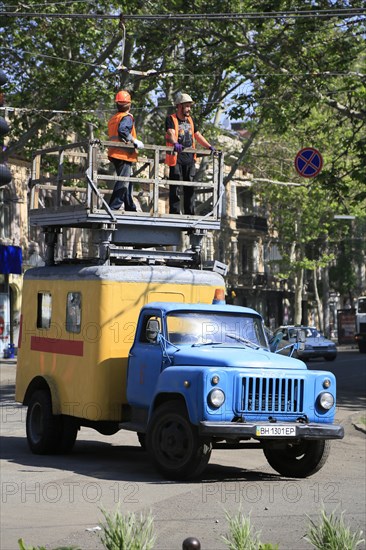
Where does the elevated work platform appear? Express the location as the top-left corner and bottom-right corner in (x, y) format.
(29, 140), (225, 268)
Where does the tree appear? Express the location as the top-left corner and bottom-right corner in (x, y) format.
(1, 0), (365, 316)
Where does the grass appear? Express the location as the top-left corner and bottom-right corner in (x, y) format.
(99, 507), (156, 550)
(18, 540), (79, 550)
(305, 509), (365, 549)
(221, 509), (278, 550)
(18, 506), (365, 550)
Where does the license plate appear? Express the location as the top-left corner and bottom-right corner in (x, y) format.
(256, 425), (296, 437)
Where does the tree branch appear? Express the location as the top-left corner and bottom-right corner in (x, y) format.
(7, 33), (123, 157)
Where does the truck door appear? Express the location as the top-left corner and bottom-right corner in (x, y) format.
(126, 313), (164, 408)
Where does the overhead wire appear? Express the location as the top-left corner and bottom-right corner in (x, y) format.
(0, 8), (365, 20)
(0, 48), (363, 79)
(4, 0), (94, 6)
(1, 7), (363, 122)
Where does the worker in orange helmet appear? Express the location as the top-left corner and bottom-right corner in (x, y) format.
(107, 90), (144, 211)
(165, 92), (215, 215)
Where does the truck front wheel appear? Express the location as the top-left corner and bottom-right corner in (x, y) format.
(263, 439), (331, 478)
(26, 390), (78, 454)
(147, 402), (212, 480)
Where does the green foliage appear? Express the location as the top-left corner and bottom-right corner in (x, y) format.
(2, 0), (365, 189)
(221, 509), (278, 550)
(18, 539), (80, 550)
(2, 0), (365, 302)
(99, 506), (156, 550)
(305, 509), (365, 550)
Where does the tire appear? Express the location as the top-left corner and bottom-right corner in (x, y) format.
(146, 401), (212, 480)
(26, 390), (62, 454)
(137, 432), (146, 450)
(58, 416), (78, 453)
(26, 390), (78, 454)
(263, 439), (331, 478)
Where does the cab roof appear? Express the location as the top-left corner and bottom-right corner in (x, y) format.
(142, 302), (261, 317)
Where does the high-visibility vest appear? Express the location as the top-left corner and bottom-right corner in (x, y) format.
(165, 114), (196, 166)
(108, 111), (137, 162)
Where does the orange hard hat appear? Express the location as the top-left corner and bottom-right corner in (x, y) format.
(115, 90), (131, 104)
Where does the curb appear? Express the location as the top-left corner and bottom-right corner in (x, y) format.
(352, 422), (366, 435)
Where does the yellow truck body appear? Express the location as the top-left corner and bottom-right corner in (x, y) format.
(16, 264), (224, 422)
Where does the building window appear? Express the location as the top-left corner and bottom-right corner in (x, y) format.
(37, 292), (52, 329)
(66, 292), (82, 333)
(241, 243), (253, 273)
(237, 188), (253, 215)
(0, 187), (11, 239)
(230, 183), (237, 218)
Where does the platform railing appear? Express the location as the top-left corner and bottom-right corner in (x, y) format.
(30, 140), (224, 224)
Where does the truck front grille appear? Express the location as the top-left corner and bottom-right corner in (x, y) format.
(241, 376), (304, 414)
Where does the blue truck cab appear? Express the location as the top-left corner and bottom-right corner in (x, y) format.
(125, 301), (344, 480)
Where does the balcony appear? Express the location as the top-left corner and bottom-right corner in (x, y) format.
(237, 272), (268, 288)
(236, 214), (268, 232)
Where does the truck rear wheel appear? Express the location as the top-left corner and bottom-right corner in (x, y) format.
(263, 439), (331, 478)
(137, 432), (146, 450)
(147, 402), (212, 480)
(26, 390), (77, 454)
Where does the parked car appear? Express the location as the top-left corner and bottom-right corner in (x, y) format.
(273, 325), (337, 361)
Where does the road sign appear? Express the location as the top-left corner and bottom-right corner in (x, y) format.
(294, 147), (323, 178)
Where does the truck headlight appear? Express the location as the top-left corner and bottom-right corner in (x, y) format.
(208, 388), (225, 408)
(318, 392), (334, 410)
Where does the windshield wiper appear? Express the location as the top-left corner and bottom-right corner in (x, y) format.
(227, 334), (260, 349)
(191, 341), (225, 347)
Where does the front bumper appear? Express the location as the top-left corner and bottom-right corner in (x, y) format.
(298, 350), (337, 360)
(199, 421), (344, 440)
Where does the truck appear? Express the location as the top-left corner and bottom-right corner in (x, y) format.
(15, 140), (343, 480)
(355, 296), (366, 353)
(15, 264), (344, 480)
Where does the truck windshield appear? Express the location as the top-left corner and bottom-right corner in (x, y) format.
(166, 312), (268, 348)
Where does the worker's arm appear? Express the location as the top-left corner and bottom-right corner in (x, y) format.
(118, 115), (134, 142)
(166, 128), (177, 145)
(194, 131), (212, 149)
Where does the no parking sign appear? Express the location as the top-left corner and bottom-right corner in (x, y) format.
(294, 147), (323, 178)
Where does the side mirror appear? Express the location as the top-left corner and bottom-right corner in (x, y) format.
(296, 329), (306, 351)
(146, 319), (160, 343)
(269, 331), (284, 352)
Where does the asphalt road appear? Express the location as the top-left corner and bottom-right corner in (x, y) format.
(1, 350), (365, 550)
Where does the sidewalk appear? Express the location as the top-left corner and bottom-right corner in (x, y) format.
(336, 344), (359, 351)
(0, 357), (17, 366)
(352, 414), (366, 435)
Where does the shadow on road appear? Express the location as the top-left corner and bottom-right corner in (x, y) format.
(0, 434), (282, 484)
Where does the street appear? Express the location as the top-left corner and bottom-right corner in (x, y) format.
(1, 350), (365, 550)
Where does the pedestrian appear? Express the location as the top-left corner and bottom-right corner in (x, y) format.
(107, 90), (144, 211)
(165, 92), (215, 215)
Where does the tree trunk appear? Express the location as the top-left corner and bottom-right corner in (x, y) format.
(294, 267), (303, 325)
(313, 268), (323, 332)
(322, 265), (330, 337)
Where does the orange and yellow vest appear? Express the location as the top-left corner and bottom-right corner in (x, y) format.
(108, 111), (137, 162)
(165, 114), (196, 166)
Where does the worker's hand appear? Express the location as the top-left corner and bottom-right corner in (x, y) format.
(209, 145), (216, 153)
(133, 138), (144, 149)
(173, 142), (184, 153)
